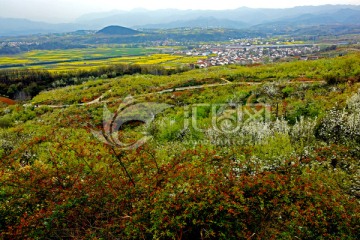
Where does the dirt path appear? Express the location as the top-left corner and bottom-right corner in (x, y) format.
(221, 78), (232, 84)
(34, 80), (326, 108)
(36, 90), (111, 109)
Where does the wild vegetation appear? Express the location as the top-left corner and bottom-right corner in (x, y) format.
(0, 62), (193, 100)
(0, 48), (359, 239)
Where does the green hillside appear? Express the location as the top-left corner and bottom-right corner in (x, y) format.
(1, 53), (360, 239)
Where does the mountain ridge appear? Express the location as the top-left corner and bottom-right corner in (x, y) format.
(1, 5), (360, 36)
(137, 17), (249, 29)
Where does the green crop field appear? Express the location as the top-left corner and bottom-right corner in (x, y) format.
(0, 46), (158, 66)
(0, 47), (204, 71)
(27, 54), (203, 71)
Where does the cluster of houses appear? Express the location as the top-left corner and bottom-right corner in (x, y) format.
(190, 44), (321, 68)
(0, 41), (40, 48)
(0, 42), (40, 48)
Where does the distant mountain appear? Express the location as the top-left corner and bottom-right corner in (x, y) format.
(76, 10), (128, 22)
(76, 9), (176, 29)
(138, 17), (248, 29)
(253, 8), (360, 33)
(76, 5), (360, 29)
(279, 8), (360, 25)
(0, 18), (80, 36)
(96, 26), (140, 35)
(1, 5), (360, 36)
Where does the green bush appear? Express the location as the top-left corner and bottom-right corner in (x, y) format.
(0, 115), (13, 128)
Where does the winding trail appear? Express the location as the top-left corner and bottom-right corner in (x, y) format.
(34, 79), (326, 109)
(221, 78), (233, 84)
(35, 90), (111, 108)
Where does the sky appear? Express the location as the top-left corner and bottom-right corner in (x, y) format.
(0, 0), (359, 23)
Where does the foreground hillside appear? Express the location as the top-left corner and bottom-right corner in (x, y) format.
(1, 54), (360, 239)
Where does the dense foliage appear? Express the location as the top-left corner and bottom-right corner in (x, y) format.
(0, 64), (188, 99)
(0, 53), (360, 239)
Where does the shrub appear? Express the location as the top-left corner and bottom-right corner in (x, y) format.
(0, 115), (13, 128)
(324, 73), (341, 85)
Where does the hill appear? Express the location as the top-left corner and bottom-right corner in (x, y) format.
(96, 25), (140, 35)
(138, 16), (248, 29)
(78, 5), (360, 29)
(0, 18), (79, 36)
(253, 8), (360, 35)
(1, 5), (360, 36)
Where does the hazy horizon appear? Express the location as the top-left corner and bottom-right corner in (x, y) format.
(0, 0), (359, 23)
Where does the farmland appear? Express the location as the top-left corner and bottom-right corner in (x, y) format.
(0, 46), (205, 71)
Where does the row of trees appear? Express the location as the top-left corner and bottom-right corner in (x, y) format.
(0, 64), (189, 100)
(0, 42), (87, 55)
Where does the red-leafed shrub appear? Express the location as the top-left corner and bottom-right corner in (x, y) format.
(1, 145), (359, 239)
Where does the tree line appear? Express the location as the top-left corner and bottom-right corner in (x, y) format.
(0, 42), (87, 55)
(0, 64), (190, 100)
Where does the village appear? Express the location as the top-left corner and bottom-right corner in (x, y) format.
(1, 37), (323, 68)
(178, 43), (321, 68)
